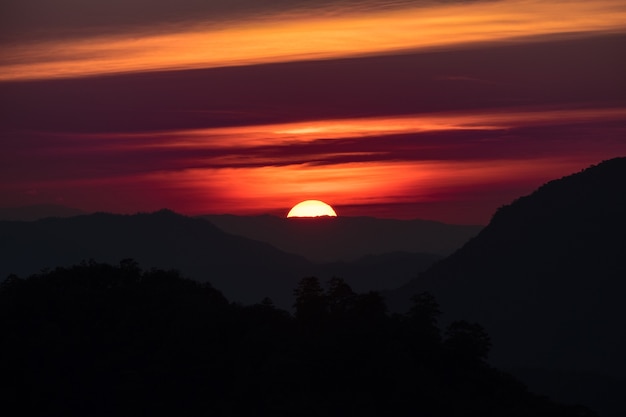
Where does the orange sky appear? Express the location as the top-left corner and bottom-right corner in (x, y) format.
(2, 0), (626, 81)
(1, 0), (626, 223)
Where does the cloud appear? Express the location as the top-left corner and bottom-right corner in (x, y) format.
(2, 32), (625, 137)
(2, 0), (626, 80)
(2, 1), (625, 222)
(0, 0), (463, 43)
(4, 119), (624, 223)
(3, 106), (625, 191)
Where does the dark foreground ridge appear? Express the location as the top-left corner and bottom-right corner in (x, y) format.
(0, 261), (594, 416)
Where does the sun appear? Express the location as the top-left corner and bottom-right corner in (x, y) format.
(287, 200), (338, 218)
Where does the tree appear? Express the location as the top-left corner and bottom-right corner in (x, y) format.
(407, 292), (440, 326)
(352, 291), (387, 321)
(326, 277), (356, 316)
(444, 320), (491, 362)
(293, 277), (327, 325)
(406, 291), (441, 344)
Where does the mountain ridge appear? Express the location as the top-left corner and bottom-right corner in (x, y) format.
(383, 157), (626, 415)
(0, 209), (311, 305)
(199, 213), (482, 262)
(387, 157), (626, 377)
(0, 209), (441, 307)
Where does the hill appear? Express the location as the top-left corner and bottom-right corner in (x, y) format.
(0, 209), (310, 305)
(0, 210), (440, 307)
(314, 251), (441, 293)
(386, 157), (626, 415)
(0, 262), (595, 417)
(200, 214), (482, 262)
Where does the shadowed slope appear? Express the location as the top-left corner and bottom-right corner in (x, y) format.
(0, 262), (596, 417)
(390, 157), (626, 373)
(387, 157), (626, 414)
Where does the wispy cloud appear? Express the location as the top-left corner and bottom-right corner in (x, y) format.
(31, 106), (624, 154)
(2, 0), (625, 223)
(2, 0), (625, 80)
(3, 106), (625, 222)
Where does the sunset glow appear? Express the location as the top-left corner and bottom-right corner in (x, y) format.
(1, 0), (625, 224)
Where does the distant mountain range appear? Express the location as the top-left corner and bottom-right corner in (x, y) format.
(0, 210), (451, 306)
(0, 206), (480, 266)
(200, 214), (482, 262)
(386, 157), (626, 416)
(0, 210), (309, 306)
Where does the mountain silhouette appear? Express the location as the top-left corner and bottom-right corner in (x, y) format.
(200, 214), (481, 262)
(0, 210), (442, 307)
(386, 157), (626, 415)
(0, 209), (311, 305)
(313, 251), (442, 293)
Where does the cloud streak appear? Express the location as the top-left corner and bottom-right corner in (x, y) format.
(3, 106), (626, 222)
(2, 0), (626, 80)
(2, 1), (625, 223)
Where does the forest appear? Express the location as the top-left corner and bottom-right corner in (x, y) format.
(0, 260), (596, 416)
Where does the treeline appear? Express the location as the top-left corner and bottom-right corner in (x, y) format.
(0, 261), (595, 416)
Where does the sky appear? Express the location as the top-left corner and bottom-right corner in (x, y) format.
(1, 0), (626, 224)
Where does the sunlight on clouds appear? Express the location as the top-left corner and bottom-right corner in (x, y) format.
(1, 0), (625, 80)
(0, 153), (605, 219)
(5, 106), (625, 220)
(268, 108), (626, 143)
(163, 162), (440, 213)
(147, 157), (581, 216)
(80, 106), (626, 153)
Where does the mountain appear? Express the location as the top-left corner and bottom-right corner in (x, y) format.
(199, 214), (482, 262)
(0, 210), (310, 305)
(313, 251), (442, 293)
(0, 210), (441, 307)
(386, 157), (626, 415)
(0, 204), (86, 221)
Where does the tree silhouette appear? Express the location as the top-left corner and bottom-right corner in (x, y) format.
(351, 291), (387, 323)
(293, 276), (327, 327)
(0, 262), (597, 417)
(405, 291), (442, 350)
(444, 320), (492, 363)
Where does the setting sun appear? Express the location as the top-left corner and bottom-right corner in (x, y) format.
(287, 200), (338, 218)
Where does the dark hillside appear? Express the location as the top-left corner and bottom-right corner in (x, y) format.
(387, 157), (626, 415)
(314, 251), (441, 292)
(0, 262), (595, 417)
